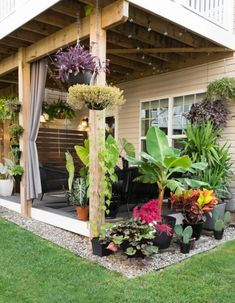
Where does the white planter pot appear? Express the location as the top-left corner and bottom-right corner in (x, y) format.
(0, 179), (14, 196)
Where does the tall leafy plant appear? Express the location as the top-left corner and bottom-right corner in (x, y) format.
(183, 122), (232, 199)
(127, 127), (207, 212)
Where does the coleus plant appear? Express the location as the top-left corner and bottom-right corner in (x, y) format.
(171, 189), (218, 224)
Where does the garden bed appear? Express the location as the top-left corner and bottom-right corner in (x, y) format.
(0, 205), (235, 278)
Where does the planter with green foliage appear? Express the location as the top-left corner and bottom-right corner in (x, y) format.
(11, 164), (24, 183)
(0, 159), (14, 196)
(68, 84), (126, 110)
(213, 209), (231, 240)
(9, 124), (24, 145)
(174, 225), (193, 254)
(99, 218), (158, 258)
(119, 138), (135, 168)
(42, 100), (75, 120)
(127, 126), (207, 213)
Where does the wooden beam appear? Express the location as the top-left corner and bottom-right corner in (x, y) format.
(9, 29), (45, 44)
(22, 20), (60, 36)
(34, 10), (75, 28)
(51, 0), (81, 17)
(102, 0), (129, 30)
(129, 6), (207, 48)
(18, 48), (32, 217)
(89, 8), (106, 238)
(107, 54), (146, 71)
(0, 53), (18, 76)
(107, 47), (232, 54)
(0, 0), (129, 75)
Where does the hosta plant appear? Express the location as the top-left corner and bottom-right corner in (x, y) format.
(171, 189), (218, 224)
(100, 218), (158, 258)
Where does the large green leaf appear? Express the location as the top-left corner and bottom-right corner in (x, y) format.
(146, 127), (173, 162)
(166, 179), (184, 194)
(75, 139), (89, 166)
(164, 155), (192, 169)
(120, 138), (135, 157)
(183, 178), (209, 189)
(65, 151), (75, 191)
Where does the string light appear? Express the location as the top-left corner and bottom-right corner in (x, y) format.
(147, 20), (152, 32)
(163, 32), (168, 36)
(128, 34), (132, 38)
(178, 32), (183, 36)
(141, 54), (145, 60)
(136, 46), (140, 50)
(129, 18), (134, 23)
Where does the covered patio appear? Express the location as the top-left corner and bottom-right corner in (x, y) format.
(0, 0), (234, 238)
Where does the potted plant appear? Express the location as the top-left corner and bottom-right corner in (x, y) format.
(68, 84), (126, 110)
(9, 124), (24, 143)
(53, 45), (96, 85)
(127, 126), (207, 215)
(133, 199), (176, 249)
(206, 77), (235, 102)
(9, 146), (22, 162)
(0, 159), (14, 196)
(11, 164), (24, 183)
(4, 97), (21, 113)
(174, 225), (193, 254)
(67, 177), (89, 221)
(171, 189), (218, 240)
(99, 218), (158, 258)
(212, 209), (231, 240)
(42, 100), (76, 120)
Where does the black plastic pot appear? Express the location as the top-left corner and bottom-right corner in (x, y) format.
(203, 202), (226, 230)
(68, 70), (92, 86)
(180, 242), (191, 254)
(91, 238), (111, 257)
(153, 216), (176, 249)
(13, 175), (22, 183)
(214, 229), (224, 240)
(183, 221), (203, 240)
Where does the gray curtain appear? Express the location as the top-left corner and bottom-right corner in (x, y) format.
(26, 59), (47, 200)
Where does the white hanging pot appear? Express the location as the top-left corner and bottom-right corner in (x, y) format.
(0, 179), (14, 196)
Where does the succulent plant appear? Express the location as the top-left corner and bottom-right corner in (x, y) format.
(213, 210), (231, 231)
(214, 219), (224, 231)
(174, 225), (193, 244)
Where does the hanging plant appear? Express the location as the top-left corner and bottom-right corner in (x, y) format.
(53, 45), (96, 85)
(42, 100), (76, 120)
(4, 97), (21, 113)
(68, 84), (126, 110)
(206, 77), (235, 102)
(9, 124), (24, 145)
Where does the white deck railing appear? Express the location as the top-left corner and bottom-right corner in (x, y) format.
(0, 0), (16, 21)
(172, 0), (234, 31)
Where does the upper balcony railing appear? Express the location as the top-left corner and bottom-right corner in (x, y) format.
(172, 0), (234, 31)
(0, 0), (16, 22)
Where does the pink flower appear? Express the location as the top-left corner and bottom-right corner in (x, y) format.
(155, 223), (172, 236)
(107, 242), (118, 252)
(133, 199), (161, 224)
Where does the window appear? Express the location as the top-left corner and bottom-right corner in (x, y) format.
(140, 92), (205, 151)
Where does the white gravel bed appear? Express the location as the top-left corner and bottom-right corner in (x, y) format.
(0, 205), (235, 278)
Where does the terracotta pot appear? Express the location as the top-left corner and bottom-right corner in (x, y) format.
(76, 205), (89, 221)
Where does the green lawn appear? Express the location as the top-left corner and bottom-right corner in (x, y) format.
(0, 218), (235, 303)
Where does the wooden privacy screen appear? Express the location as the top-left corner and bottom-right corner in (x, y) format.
(37, 128), (87, 170)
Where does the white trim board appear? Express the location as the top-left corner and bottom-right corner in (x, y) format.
(0, 197), (21, 213)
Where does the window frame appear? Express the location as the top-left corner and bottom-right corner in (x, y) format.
(139, 90), (206, 153)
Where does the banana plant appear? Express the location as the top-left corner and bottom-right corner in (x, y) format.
(127, 126), (207, 212)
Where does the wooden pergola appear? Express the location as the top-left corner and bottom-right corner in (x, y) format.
(0, 0), (233, 237)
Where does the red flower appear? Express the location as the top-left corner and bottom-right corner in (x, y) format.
(155, 223), (172, 236)
(133, 199), (161, 224)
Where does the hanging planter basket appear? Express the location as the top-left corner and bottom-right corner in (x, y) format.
(68, 84), (126, 111)
(68, 70), (92, 86)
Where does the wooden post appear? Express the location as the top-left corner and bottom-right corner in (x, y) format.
(89, 9), (106, 238)
(18, 48), (32, 216)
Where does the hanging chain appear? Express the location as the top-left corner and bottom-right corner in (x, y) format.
(76, 5), (81, 45)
